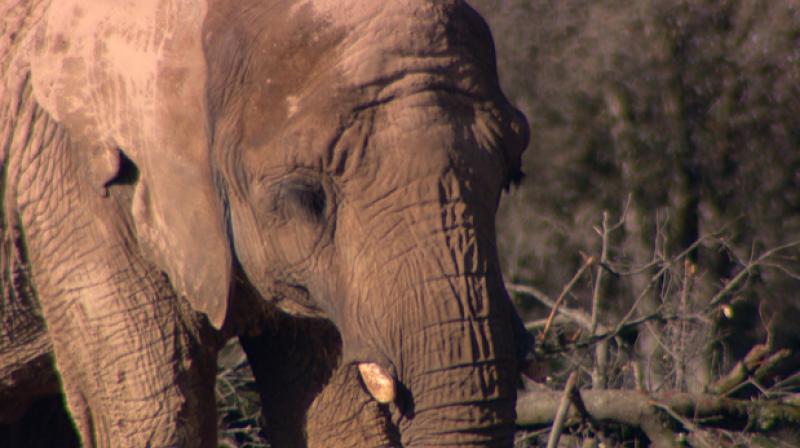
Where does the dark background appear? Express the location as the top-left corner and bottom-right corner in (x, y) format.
(470, 0), (800, 362)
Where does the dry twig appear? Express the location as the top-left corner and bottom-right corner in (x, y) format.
(546, 371), (578, 448)
(508, 283), (594, 332)
(540, 257), (595, 342)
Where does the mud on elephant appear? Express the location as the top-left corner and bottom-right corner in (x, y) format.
(1, 0), (531, 446)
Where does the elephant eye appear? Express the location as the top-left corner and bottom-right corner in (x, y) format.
(281, 180), (327, 222)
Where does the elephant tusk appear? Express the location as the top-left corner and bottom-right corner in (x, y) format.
(358, 362), (396, 404)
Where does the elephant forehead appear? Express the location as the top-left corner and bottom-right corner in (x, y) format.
(204, 0), (498, 123)
(206, 0), (507, 176)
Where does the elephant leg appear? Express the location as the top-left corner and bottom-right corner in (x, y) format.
(4, 77), (220, 447)
(0, 254), (60, 425)
(239, 314), (339, 447)
(239, 309), (398, 448)
(1, 188), (74, 446)
(1, 153), (59, 424)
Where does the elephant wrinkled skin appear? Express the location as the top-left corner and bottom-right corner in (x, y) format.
(1, 0), (530, 446)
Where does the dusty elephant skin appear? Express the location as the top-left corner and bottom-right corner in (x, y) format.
(1, 0), (530, 447)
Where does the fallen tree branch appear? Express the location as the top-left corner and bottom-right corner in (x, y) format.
(516, 389), (800, 440)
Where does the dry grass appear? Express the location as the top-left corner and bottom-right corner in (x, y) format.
(216, 341), (269, 448)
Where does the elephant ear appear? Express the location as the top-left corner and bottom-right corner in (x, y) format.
(30, 0), (231, 328)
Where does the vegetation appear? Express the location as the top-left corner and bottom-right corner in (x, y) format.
(217, 343), (266, 448)
(509, 215), (800, 447)
(473, 0), (800, 445)
(217, 1), (800, 446)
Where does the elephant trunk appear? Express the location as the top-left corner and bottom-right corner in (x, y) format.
(400, 319), (517, 446)
(349, 238), (521, 445)
(337, 169), (525, 445)
(395, 273), (519, 447)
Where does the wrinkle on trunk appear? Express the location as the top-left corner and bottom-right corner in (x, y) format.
(396, 304), (517, 447)
(354, 241), (518, 446)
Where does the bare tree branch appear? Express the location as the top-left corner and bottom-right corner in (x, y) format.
(507, 283), (594, 332)
(546, 371), (578, 448)
(708, 240), (800, 309)
(540, 256), (595, 341)
(591, 212), (611, 389)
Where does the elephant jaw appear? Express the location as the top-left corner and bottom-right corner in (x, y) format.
(358, 362), (396, 404)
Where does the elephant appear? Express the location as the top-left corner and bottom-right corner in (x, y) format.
(1, 0), (531, 446)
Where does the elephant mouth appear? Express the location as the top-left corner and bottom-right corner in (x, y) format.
(269, 282), (327, 318)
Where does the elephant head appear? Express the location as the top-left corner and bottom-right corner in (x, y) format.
(30, 0), (530, 445)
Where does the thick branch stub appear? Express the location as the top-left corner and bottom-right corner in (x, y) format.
(709, 344), (790, 396)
